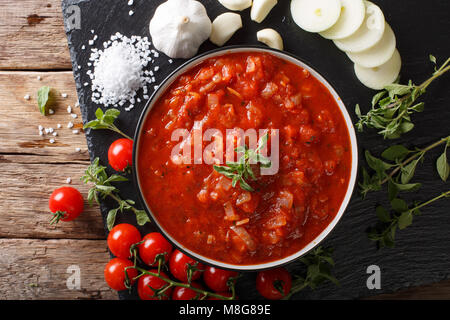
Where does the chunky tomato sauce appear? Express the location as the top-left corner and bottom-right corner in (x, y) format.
(138, 52), (351, 265)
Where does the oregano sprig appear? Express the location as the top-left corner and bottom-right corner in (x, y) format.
(213, 133), (271, 192)
(84, 108), (132, 140)
(355, 55), (450, 139)
(368, 190), (450, 249)
(81, 157), (150, 230)
(360, 135), (450, 198)
(284, 246), (339, 300)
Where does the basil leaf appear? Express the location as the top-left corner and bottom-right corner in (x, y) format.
(37, 86), (51, 115)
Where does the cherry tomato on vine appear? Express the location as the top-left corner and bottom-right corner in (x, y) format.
(203, 266), (238, 292)
(138, 270), (172, 300)
(48, 186), (84, 224)
(169, 249), (205, 282)
(138, 232), (173, 266)
(256, 267), (292, 300)
(104, 258), (137, 291)
(108, 138), (133, 171)
(172, 282), (205, 300)
(107, 223), (141, 259)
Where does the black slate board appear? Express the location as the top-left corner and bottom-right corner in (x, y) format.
(61, 0), (450, 300)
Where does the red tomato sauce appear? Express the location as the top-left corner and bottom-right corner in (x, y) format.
(138, 52), (352, 265)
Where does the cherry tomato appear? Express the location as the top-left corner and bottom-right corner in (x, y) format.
(138, 232), (173, 266)
(256, 267), (292, 300)
(108, 138), (133, 171)
(172, 282), (205, 300)
(49, 186), (84, 224)
(107, 223), (141, 259)
(138, 270), (172, 300)
(104, 258), (138, 291)
(203, 266), (238, 292)
(169, 249), (205, 282)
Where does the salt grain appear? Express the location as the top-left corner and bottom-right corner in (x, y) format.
(72, 129), (79, 134)
(61, 93), (68, 98)
(129, 10), (134, 16)
(24, 94), (30, 100)
(66, 177), (72, 184)
(57, 124), (62, 129)
(128, 0), (134, 5)
(75, 147), (81, 152)
(49, 139), (55, 144)
(49, 109), (54, 115)
(67, 122), (74, 129)
(67, 105), (72, 113)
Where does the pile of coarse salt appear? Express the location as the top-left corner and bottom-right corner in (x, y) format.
(88, 33), (156, 111)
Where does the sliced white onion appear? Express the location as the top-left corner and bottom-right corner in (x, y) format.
(210, 12), (243, 46)
(251, 0), (278, 23)
(236, 191), (252, 205)
(218, 0), (252, 11)
(346, 23), (396, 68)
(291, 0), (342, 33)
(230, 226), (256, 250)
(319, 0), (365, 39)
(256, 28), (284, 50)
(333, 1), (385, 53)
(354, 49), (401, 90)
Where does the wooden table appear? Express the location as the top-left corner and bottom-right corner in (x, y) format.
(0, 0), (448, 300)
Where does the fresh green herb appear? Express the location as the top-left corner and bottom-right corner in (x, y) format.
(368, 190), (450, 249)
(284, 246), (339, 300)
(81, 157), (150, 230)
(84, 108), (132, 140)
(360, 135), (450, 198)
(37, 86), (51, 115)
(213, 133), (271, 192)
(436, 140), (450, 182)
(355, 55), (450, 139)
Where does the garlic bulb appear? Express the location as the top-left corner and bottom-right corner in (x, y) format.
(149, 0), (212, 59)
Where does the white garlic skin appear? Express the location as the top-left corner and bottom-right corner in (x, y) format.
(150, 0), (212, 59)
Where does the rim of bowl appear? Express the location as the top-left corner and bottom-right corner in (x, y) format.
(132, 45), (359, 272)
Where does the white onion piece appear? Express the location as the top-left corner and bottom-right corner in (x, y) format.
(277, 191), (294, 209)
(346, 23), (396, 68)
(333, 1), (385, 53)
(224, 201), (239, 221)
(320, 0), (365, 39)
(256, 28), (284, 50)
(251, 0), (277, 23)
(354, 49), (401, 90)
(236, 191), (252, 205)
(230, 226), (256, 250)
(218, 0), (252, 11)
(210, 12), (243, 46)
(291, 0), (342, 33)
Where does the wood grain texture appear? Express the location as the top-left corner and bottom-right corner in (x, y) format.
(0, 239), (116, 300)
(0, 0), (71, 69)
(0, 71), (88, 156)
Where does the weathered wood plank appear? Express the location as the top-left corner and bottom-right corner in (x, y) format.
(0, 71), (88, 157)
(0, 0), (71, 69)
(0, 239), (117, 299)
(0, 158), (106, 239)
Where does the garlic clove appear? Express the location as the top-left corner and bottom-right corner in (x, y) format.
(210, 12), (243, 47)
(149, 0), (212, 59)
(257, 28), (283, 50)
(251, 0), (278, 23)
(218, 0), (252, 11)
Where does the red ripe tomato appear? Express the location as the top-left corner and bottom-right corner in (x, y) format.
(172, 282), (205, 300)
(104, 258), (138, 291)
(107, 223), (141, 259)
(169, 249), (205, 282)
(48, 186), (84, 224)
(138, 270), (172, 300)
(256, 267), (292, 300)
(203, 266), (238, 292)
(138, 232), (173, 266)
(108, 138), (133, 171)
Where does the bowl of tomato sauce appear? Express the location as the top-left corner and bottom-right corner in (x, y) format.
(133, 46), (358, 271)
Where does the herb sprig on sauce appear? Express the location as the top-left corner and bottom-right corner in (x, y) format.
(213, 133), (271, 192)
